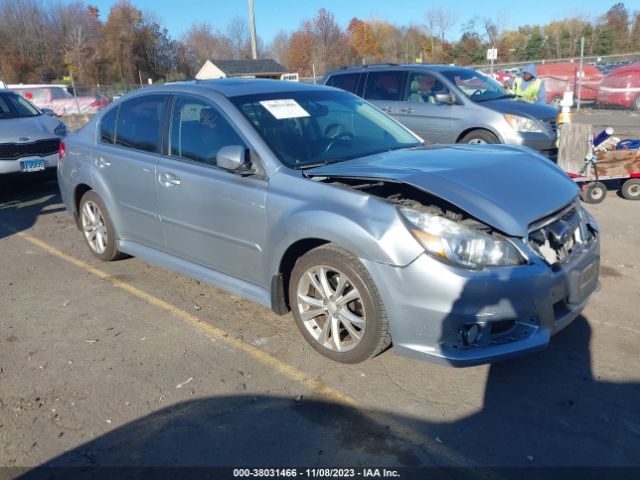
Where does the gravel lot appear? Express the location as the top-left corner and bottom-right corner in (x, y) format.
(1, 175), (639, 478)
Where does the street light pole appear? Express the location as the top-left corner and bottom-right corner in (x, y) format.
(248, 0), (258, 59)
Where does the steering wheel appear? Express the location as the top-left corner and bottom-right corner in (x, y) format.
(324, 131), (354, 153)
(470, 89), (483, 98)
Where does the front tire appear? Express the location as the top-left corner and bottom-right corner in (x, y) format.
(580, 181), (607, 204)
(459, 130), (500, 145)
(289, 244), (391, 363)
(79, 191), (123, 261)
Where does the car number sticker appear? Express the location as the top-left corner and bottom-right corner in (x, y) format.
(259, 99), (310, 120)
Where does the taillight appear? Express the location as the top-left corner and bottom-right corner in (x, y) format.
(58, 141), (66, 160)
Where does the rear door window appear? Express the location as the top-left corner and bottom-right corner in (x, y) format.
(326, 73), (361, 94)
(363, 71), (407, 101)
(115, 95), (168, 154)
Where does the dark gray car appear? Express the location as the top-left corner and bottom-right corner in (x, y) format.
(322, 64), (559, 159)
(57, 79), (599, 366)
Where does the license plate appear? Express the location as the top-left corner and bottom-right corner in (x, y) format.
(568, 258), (599, 304)
(20, 159), (46, 173)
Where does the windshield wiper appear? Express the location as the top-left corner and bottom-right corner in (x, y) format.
(474, 94), (513, 102)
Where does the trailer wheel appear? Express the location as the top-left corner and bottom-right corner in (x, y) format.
(581, 182), (607, 204)
(621, 179), (640, 200)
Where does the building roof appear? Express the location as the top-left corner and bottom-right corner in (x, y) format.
(211, 59), (288, 76)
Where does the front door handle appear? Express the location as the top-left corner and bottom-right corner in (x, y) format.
(158, 172), (181, 187)
(380, 106), (393, 113)
(95, 157), (111, 168)
(400, 107), (414, 113)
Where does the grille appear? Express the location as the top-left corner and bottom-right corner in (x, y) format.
(528, 204), (585, 266)
(544, 119), (558, 135)
(0, 139), (60, 161)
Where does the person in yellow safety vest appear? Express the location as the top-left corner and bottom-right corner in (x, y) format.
(511, 64), (547, 104)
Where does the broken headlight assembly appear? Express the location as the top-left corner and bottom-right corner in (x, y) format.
(399, 207), (526, 269)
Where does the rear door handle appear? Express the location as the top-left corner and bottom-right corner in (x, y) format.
(95, 157), (111, 168)
(400, 107), (414, 113)
(380, 106), (393, 113)
(158, 172), (181, 187)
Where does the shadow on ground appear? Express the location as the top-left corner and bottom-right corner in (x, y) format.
(0, 175), (64, 239)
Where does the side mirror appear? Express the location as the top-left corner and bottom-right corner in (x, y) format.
(41, 108), (55, 116)
(435, 93), (455, 105)
(217, 145), (248, 171)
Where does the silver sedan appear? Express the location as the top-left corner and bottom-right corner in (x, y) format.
(57, 80), (600, 366)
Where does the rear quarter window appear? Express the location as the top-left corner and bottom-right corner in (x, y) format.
(326, 73), (361, 94)
(99, 107), (118, 144)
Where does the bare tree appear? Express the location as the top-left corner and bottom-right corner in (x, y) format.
(183, 22), (232, 64)
(426, 8), (458, 44)
(269, 30), (290, 67)
(226, 16), (251, 59)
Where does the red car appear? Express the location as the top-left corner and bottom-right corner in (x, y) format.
(596, 63), (640, 110)
(537, 63), (604, 105)
(9, 84), (110, 115)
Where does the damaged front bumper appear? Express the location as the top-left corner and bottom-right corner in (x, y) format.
(361, 232), (600, 367)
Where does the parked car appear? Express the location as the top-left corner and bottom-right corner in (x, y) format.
(9, 84), (110, 115)
(596, 63), (640, 110)
(321, 64), (559, 159)
(536, 63), (604, 105)
(57, 79), (600, 366)
(0, 89), (66, 176)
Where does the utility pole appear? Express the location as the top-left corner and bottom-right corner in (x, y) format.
(248, 0), (258, 59)
(577, 36), (585, 111)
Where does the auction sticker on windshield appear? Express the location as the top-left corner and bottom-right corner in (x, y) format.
(259, 99), (310, 120)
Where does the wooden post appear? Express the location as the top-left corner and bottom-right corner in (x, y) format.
(558, 123), (592, 174)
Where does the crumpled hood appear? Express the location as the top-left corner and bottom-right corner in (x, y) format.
(0, 115), (60, 142)
(307, 145), (578, 237)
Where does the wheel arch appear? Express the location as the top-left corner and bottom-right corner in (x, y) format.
(455, 127), (502, 144)
(271, 238), (331, 315)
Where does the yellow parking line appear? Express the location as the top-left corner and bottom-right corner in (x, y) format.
(12, 228), (501, 479)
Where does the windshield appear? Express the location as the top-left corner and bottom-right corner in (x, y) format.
(0, 92), (40, 119)
(441, 69), (509, 102)
(230, 90), (421, 168)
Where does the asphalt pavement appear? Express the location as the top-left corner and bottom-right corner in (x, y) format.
(1, 176), (639, 479)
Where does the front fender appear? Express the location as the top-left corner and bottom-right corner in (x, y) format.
(265, 174), (424, 279)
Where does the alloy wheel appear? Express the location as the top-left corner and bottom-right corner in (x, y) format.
(81, 200), (108, 254)
(296, 265), (366, 353)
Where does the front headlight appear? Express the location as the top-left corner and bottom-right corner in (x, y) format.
(54, 123), (67, 136)
(504, 114), (543, 133)
(400, 207), (526, 269)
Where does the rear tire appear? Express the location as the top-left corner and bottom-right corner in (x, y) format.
(288, 244), (391, 363)
(621, 179), (640, 200)
(580, 182), (607, 204)
(459, 130), (500, 145)
(78, 191), (124, 261)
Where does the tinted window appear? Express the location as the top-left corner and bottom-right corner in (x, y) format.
(100, 107), (118, 144)
(115, 95), (167, 153)
(363, 71), (406, 101)
(50, 88), (72, 100)
(169, 96), (244, 166)
(326, 73), (360, 93)
(406, 72), (450, 104)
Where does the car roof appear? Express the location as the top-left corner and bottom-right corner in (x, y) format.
(8, 84), (67, 89)
(325, 64), (475, 75)
(150, 78), (327, 98)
